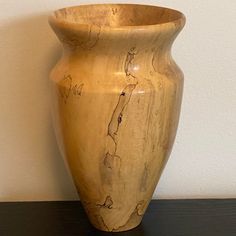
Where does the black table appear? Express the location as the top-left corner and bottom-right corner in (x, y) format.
(0, 200), (235, 236)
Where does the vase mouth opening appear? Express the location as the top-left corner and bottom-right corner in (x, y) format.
(49, 4), (185, 29)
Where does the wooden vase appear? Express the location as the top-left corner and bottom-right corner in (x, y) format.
(49, 4), (185, 232)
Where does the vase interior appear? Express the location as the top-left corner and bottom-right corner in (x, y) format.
(52, 4), (183, 27)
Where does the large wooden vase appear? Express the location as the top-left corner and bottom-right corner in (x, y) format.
(49, 4), (185, 232)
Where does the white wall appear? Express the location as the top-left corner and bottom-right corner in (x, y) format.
(0, 0), (235, 201)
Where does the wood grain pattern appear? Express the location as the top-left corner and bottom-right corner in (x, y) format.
(49, 4), (186, 232)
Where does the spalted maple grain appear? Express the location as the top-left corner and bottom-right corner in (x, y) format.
(49, 4), (185, 232)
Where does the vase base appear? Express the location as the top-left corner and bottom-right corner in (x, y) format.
(92, 220), (142, 233)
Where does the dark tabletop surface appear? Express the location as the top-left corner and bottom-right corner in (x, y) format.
(0, 199), (236, 236)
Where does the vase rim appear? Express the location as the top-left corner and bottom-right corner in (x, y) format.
(49, 3), (185, 31)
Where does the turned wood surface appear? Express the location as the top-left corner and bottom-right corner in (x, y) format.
(49, 4), (185, 232)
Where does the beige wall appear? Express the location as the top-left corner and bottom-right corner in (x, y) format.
(0, 0), (236, 201)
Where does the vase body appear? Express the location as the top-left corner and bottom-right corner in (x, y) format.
(49, 4), (185, 232)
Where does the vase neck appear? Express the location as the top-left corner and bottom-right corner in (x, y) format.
(50, 23), (185, 78)
(50, 21), (184, 55)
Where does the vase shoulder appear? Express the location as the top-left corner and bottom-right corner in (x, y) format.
(50, 41), (184, 96)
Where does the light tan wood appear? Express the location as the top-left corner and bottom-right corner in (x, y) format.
(49, 4), (185, 232)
